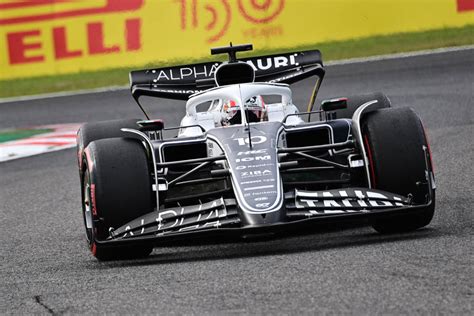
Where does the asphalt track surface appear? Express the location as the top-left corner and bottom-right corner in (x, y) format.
(1, 49), (473, 314)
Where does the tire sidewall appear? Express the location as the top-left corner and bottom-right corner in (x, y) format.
(80, 138), (154, 260)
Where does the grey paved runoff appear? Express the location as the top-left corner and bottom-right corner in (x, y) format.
(1, 49), (473, 315)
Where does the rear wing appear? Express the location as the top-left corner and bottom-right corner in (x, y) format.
(129, 49), (325, 101)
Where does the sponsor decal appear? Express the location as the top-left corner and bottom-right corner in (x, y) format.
(1, 0), (143, 67)
(151, 63), (220, 82)
(90, 183), (97, 216)
(149, 53), (300, 83)
(0, 123), (81, 162)
(237, 149), (267, 155)
(243, 184), (275, 191)
(241, 179), (262, 185)
(294, 189), (408, 214)
(228, 126), (280, 210)
(150, 88), (203, 95)
(117, 198), (232, 238)
(207, 122), (282, 213)
(246, 54), (298, 71)
(236, 163), (274, 170)
(240, 169), (272, 178)
(235, 155), (270, 163)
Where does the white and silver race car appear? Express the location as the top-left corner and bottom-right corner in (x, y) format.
(77, 44), (435, 260)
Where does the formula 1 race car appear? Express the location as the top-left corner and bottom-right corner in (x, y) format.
(77, 44), (435, 260)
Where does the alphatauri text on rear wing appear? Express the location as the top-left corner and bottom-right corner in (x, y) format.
(129, 48), (324, 101)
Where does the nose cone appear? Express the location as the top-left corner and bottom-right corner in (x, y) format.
(207, 122), (285, 218)
(238, 204), (286, 226)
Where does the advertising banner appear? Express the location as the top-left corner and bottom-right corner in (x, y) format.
(1, 0), (473, 79)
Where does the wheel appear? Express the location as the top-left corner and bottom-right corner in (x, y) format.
(325, 92), (391, 119)
(76, 118), (140, 169)
(81, 138), (154, 260)
(362, 107), (435, 233)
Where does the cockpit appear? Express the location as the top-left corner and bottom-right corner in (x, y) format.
(178, 83), (303, 137)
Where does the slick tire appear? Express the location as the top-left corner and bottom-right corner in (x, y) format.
(81, 138), (153, 260)
(362, 107), (435, 233)
(327, 92), (391, 119)
(76, 118), (140, 169)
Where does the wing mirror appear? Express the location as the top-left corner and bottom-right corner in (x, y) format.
(137, 119), (164, 132)
(321, 98), (348, 112)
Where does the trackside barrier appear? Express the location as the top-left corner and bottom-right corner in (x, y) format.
(0, 0), (473, 79)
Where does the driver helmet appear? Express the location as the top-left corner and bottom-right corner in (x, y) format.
(222, 96), (266, 125)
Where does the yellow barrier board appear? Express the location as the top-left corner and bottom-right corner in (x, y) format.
(1, 0), (473, 79)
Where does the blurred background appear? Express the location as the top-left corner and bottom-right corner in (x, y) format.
(0, 0), (473, 98)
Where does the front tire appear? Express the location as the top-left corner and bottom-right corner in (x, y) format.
(76, 118), (140, 169)
(362, 107), (435, 233)
(81, 138), (154, 260)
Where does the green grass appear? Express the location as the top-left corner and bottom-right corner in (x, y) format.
(1, 24), (473, 99)
(0, 128), (53, 143)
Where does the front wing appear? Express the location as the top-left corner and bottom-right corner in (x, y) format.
(98, 187), (433, 249)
